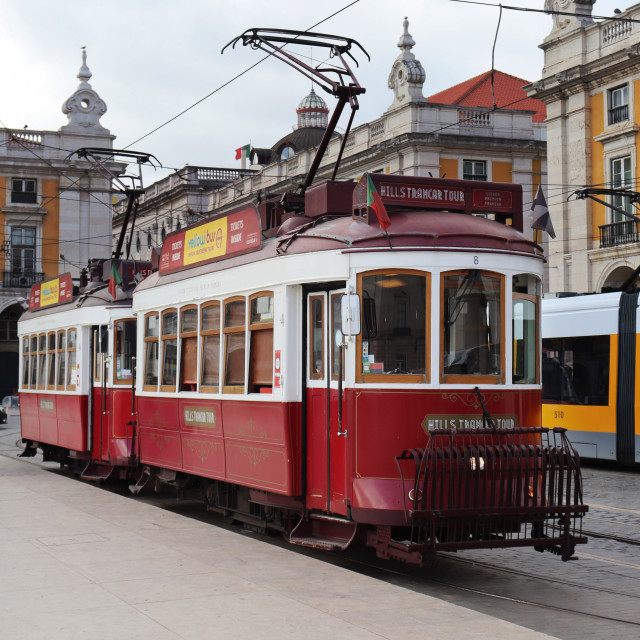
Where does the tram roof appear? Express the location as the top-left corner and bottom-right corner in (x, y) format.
(137, 206), (543, 292)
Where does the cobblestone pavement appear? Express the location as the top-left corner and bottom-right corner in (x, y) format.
(2, 418), (639, 640)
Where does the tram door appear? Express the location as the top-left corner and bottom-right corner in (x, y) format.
(91, 325), (110, 461)
(306, 289), (349, 515)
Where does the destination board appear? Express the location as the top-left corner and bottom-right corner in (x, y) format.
(159, 205), (262, 275)
(28, 273), (73, 311)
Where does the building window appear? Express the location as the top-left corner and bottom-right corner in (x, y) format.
(10, 227), (36, 274)
(11, 178), (37, 204)
(611, 155), (633, 223)
(608, 84), (629, 125)
(0, 307), (20, 341)
(280, 145), (295, 160)
(463, 160), (487, 181)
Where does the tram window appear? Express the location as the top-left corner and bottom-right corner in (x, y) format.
(93, 328), (102, 384)
(331, 294), (345, 381)
(249, 292), (274, 393)
(223, 297), (246, 393)
(357, 271), (428, 382)
(67, 329), (77, 390)
(29, 335), (37, 387)
(21, 336), (29, 388)
(201, 302), (221, 392)
(56, 331), (66, 389)
(115, 319), (136, 384)
(309, 295), (324, 380)
(37, 333), (47, 389)
(180, 306), (198, 391)
(143, 312), (159, 389)
(47, 332), (56, 389)
(542, 336), (609, 405)
(512, 274), (540, 385)
(161, 309), (178, 391)
(442, 270), (504, 383)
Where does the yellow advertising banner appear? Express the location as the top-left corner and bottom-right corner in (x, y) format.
(40, 279), (60, 307)
(184, 219), (227, 266)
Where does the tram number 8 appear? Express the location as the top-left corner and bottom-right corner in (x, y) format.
(554, 410), (564, 419)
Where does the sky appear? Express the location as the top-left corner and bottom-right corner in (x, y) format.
(0, 0), (628, 183)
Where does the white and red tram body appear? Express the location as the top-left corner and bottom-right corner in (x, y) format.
(132, 174), (587, 563)
(19, 266), (141, 477)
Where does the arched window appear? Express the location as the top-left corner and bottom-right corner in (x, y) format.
(280, 145), (295, 160)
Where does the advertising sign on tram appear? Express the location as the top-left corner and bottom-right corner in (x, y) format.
(28, 273), (73, 311)
(159, 204), (262, 275)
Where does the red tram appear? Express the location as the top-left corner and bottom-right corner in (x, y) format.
(19, 173), (587, 564)
(17, 28), (587, 565)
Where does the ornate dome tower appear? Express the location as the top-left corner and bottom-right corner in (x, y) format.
(387, 17), (427, 111)
(60, 48), (108, 133)
(296, 89), (329, 129)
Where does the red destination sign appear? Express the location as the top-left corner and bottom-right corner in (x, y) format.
(159, 204), (262, 275)
(29, 273), (73, 311)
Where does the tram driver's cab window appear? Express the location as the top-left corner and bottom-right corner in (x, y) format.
(512, 274), (540, 384)
(442, 270), (504, 383)
(357, 271), (428, 383)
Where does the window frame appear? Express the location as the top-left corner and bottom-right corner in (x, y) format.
(46, 331), (56, 390)
(37, 332), (47, 390)
(462, 159), (487, 181)
(143, 312), (160, 391)
(11, 177), (37, 204)
(114, 318), (137, 385)
(222, 296), (246, 394)
(179, 305), (199, 392)
(21, 336), (30, 389)
(608, 84), (629, 125)
(356, 269), (431, 384)
(511, 285), (539, 385)
(56, 330), (67, 390)
(66, 328), (77, 391)
(160, 308), (178, 393)
(440, 269), (505, 385)
(200, 301), (221, 393)
(248, 291), (274, 393)
(308, 294), (325, 381)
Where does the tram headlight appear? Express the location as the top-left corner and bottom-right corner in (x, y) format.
(470, 456), (485, 471)
(408, 488), (423, 502)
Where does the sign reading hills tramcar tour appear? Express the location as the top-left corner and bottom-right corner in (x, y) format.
(353, 174), (522, 219)
(28, 273), (73, 311)
(159, 205), (262, 275)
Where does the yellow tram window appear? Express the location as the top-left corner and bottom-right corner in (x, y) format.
(56, 331), (66, 389)
(29, 335), (37, 387)
(143, 312), (159, 390)
(201, 301), (221, 393)
(67, 329), (77, 390)
(249, 292), (274, 393)
(161, 309), (178, 391)
(37, 333), (47, 389)
(179, 306), (198, 392)
(47, 332), (56, 389)
(21, 336), (29, 389)
(223, 297), (246, 394)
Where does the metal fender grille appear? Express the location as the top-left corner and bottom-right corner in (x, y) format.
(395, 427), (588, 561)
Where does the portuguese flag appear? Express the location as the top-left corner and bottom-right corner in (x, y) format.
(235, 144), (252, 160)
(366, 174), (391, 230)
(108, 262), (122, 299)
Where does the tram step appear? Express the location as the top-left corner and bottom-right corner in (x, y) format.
(289, 515), (357, 551)
(81, 462), (115, 482)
